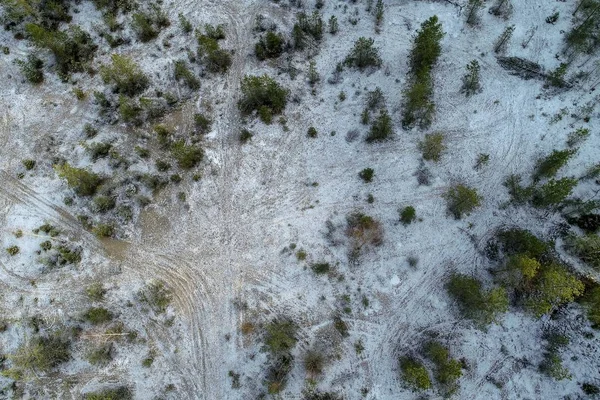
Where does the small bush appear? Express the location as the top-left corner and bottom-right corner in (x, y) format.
(171, 140), (204, 169)
(265, 319), (297, 354)
(443, 184), (482, 219)
(240, 129), (253, 143)
(6, 246), (19, 256)
(86, 343), (114, 366)
(197, 32), (231, 73)
(531, 177), (578, 208)
(311, 263), (330, 274)
(399, 357), (432, 390)
(100, 54), (149, 96)
(359, 168), (374, 182)
(86, 142), (112, 161)
(21, 159), (36, 170)
(93, 223), (114, 238)
(86, 283), (106, 301)
(344, 37), (382, 70)
(16, 54), (44, 84)
(292, 11), (324, 50)
(461, 60), (481, 96)
(85, 387), (133, 400)
(174, 60), (200, 90)
(418, 132), (445, 161)
(307, 126), (318, 138)
(366, 109), (393, 142)
(346, 212), (383, 250)
(447, 274), (508, 325)
(304, 350), (324, 375)
(238, 75), (289, 119)
(423, 341), (462, 388)
(132, 6), (169, 42)
(6, 333), (70, 376)
(533, 149), (576, 181)
(93, 195), (116, 213)
(566, 128), (590, 148)
(194, 113), (212, 134)
(84, 307), (113, 325)
(55, 163), (103, 197)
(400, 206), (416, 225)
(140, 280), (172, 314)
(333, 315), (349, 337)
(255, 31), (285, 60)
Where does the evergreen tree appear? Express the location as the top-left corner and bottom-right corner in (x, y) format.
(466, 0), (483, 26)
(344, 37), (382, 70)
(238, 75), (289, 122)
(100, 54), (149, 96)
(399, 357), (432, 390)
(255, 31), (285, 60)
(409, 16), (444, 74)
(366, 109), (393, 142)
(531, 177), (578, 208)
(533, 149), (576, 181)
(565, 234), (600, 270)
(494, 25), (515, 53)
(328, 15), (339, 34)
(461, 60), (482, 96)
(55, 163), (103, 197)
(443, 184), (482, 219)
(447, 274), (508, 325)
(526, 263), (584, 316)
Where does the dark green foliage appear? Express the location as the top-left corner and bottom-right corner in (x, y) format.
(303, 350), (324, 375)
(171, 140), (203, 169)
(84, 387), (133, 400)
(546, 63), (568, 88)
(409, 16), (444, 73)
(366, 109), (393, 142)
(307, 126), (318, 138)
(197, 32), (231, 73)
(359, 168), (374, 182)
(466, 0), (483, 26)
(304, 390), (343, 400)
(333, 315), (349, 337)
(566, 128), (590, 148)
(423, 341), (462, 387)
(83, 307), (113, 325)
(565, 234), (600, 270)
(565, 0), (600, 54)
(178, 13), (192, 34)
(344, 37), (382, 70)
(418, 132), (445, 161)
(461, 60), (481, 96)
(497, 229), (548, 259)
(292, 11), (324, 50)
(539, 332), (571, 380)
(546, 12), (560, 24)
(328, 15), (339, 34)
(86, 343), (114, 366)
(93, 195), (116, 213)
(174, 60), (200, 90)
(132, 6), (169, 42)
(266, 353), (293, 394)
(194, 113), (212, 134)
(494, 25), (515, 53)
(6, 333), (70, 376)
(37, 223), (60, 237)
(311, 262), (330, 274)
(15, 54), (44, 84)
(238, 75), (289, 120)
(6, 246), (19, 256)
(92, 223), (114, 238)
(568, 213), (600, 233)
(21, 159), (36, 170)
(255, 31), (285, 60)
(533, 149), (576, 181)
(25, 24), (97, 79)
(204, 24), (226, 40)
(447, 274), (508, 325)
(140, 280), (172, 314)
(264, 319), (297, 354)
(582, 285), (600, 327)
(40, 240), (52, 251)
(582, 383), (600, 396)
(402, 69), (435, 129)
(531, 178), (578, 208)
(400, 206), (416, 225)
(155, 160), (171, 172)
(503, 174), (534, 204)
(86, 142), (112, 161)
(118, 95), (142, 125)
(443, 184), (482, 219)
(100, 54), (149, 96)
(55, 163), (102, 197)
(399, 357), (432, 390)
(86, 283), (106, 301)
(240, 129), (253, 143)
(526, 263), (584, 316)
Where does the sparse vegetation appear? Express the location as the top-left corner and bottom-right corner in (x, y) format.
(400, 206), (416, 225)
(100, 54), (149, 96)
(418, 132), (445, 161)
(443, 184), (482, 219)
(238, 75), (289, 123)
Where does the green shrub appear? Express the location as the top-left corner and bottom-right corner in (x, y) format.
(21, 159), (36, 170)
(333, 315), (349, 337)
(238, 75), (289, 119)
(16, 54), (44, 84)
(5, 333), (70, 377)
(86, 142), (112, 161)
(292, 11), (324, 50)
(93, 223), (115, 238)
(132, 6), (169, 42)
(311, 263), (330, 274)
(566, 128), (590, 148)
(55, 163), (103, 197)
(194, 113), (212, 134)
(410, 16), (444, 74)
(265, 319), (297, 354)
(171, 140), (204, 169)
(85, 387), (132, 400)
(565, 234), (600, 270)
(303, 350), (324, 375)
(140, 280), (172, 314)
(359, 168), (374, 182)
(503, 174), (533, 204)
(400, 206), (416, 225)
(447, 274), (508, 325)
(399, 357), (432, 390)
(443, 184), (482, 219)
(461, 60), (481, 96)
(6, 246), (19, 256)
(582, 383), (600, 396)
(84, 307), (113, 325)
(178, 13), (192, 34)
(366, 109), (393, 142)
(307, 126), (318, 138)
(496, 229), (548, 259)
(25, 24), (97, 79)
(418, 132), (445, 161)
(92, 195), (115, 213)
(86, 343), (114, 366)
(174, 60), (200, 90)
(255, 31), (285, 60)
(86, 282), (106, 301)
(240, 129), (253, 143)
(344, 37), (382, 70)
(100, 54), (149, 96)
(423, 341), (462, 387)
(402, 69), (435, 129)
(197, 32), (231, 73)
(533, 149), (576, 181)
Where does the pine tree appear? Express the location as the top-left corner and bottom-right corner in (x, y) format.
(532, 178), (577, 208)
(526, 263), (584, 316)
(375, 0), (384, 32)
(466, 0), (483, 26)
(328, 15), (339, 34)
(344, 37), (382, 70)
(461, 60), (482, 96)
(308, 60), (320, 85)
(443, 184), (482, 219)
(55, 163), (103, 197)
(533, 149), (576, 181)
(410, 16), (445, 74)
(494, 25), (515, 53)
(100, 54), (149, 96)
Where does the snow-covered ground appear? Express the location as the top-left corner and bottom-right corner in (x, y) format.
(0, 0), (599, 399)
